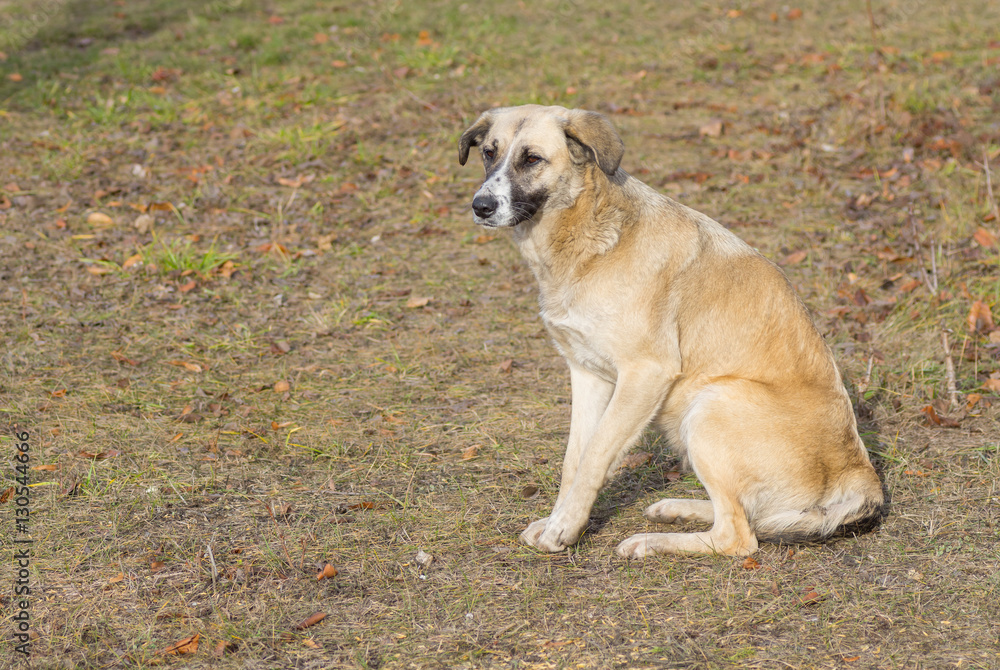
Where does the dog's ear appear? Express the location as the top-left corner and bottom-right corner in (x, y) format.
(458, 110), (495, 166)
(562, 110), (625, 176)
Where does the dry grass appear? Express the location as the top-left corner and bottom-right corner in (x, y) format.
(2, 0), (1000, 667)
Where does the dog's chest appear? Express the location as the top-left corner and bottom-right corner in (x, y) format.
(539, 295), (618, 381)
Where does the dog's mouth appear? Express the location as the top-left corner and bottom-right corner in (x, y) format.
(472, 201), (539, 228)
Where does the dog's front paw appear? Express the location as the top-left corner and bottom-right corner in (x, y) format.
(520, 517), (570, 552)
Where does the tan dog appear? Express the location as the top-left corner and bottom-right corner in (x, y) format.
(458, 105), (884, 558)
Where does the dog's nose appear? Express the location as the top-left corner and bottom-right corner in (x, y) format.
(472, 194), (497, 219)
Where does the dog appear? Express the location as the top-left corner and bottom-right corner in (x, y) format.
(458, 105), (884, 558)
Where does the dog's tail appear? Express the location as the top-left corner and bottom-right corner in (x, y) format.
(752, 470), (886, 544)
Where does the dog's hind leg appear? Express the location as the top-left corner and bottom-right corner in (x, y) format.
(617, 391), (758, 557)
(616, 486), (757, 557)
(644, 499), (714, 525)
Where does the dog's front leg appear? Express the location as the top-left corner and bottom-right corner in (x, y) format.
(521, 363), (614, 547)
(521, 364), (672, 552)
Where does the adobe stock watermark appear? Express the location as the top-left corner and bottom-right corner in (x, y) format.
(11, 429), (32, 660)
(0, 0), (68, 53)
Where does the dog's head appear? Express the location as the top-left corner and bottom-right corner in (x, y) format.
(458, 105), (625, 228)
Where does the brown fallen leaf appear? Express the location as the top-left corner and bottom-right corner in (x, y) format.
(973, 227), (997, 248)
(664, 470), (682, 482)
(273, 379), (291, 393)
(921, 405), (960, 427)
(31, 464), (58, 471)
(109, 572), (125, 585)
(798, 588), (823, 605)
(161, 633), (199, 656)
(302, 638), (322, 649)
(78, 450), (122, 460)
(110, 350), (139, 366)
(497, 358), (514, 374)
(621, 451), (652, 469)
(787, 8), (803, 20)
(0, 486), (14, 503)
(405, 296), (431, 309)
(168, 360), (203, 373)
(982, 378), (1000, 392)
(292, 612), (327, 631)
(967, 300), (994, 333)
(87, 212), (114, 228)
(742, 556), (761, 570)
(780, 249), (808, 266)
(316, 564), (338, 580)
(348, 501), (376, 510)
(520, 484), (540, 499)
(150, 561), (166, 572)
(852, 287), (870, 307)
(461, 445), (479, 460)
(698, 119), (724, 138)
(213, 639), (238, 657)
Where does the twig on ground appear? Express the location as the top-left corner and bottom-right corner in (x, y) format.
(909, 209), (939, 294)
(206, 543), (219, 585)
(941, 329), (960, 411)
(983, 147), (1000, 225)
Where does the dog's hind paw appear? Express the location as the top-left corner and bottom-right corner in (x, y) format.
(644, 498), (714, 525)
(615, 533), (662, 559)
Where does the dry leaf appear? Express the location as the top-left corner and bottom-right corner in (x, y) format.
(218, 260), (237, 278)
(780, 250), (808, 265)
(698, 119), (724, 138)
(798, 588), (822, 605)
(461, 445), (479, 460)
(303, 638), (322, 648)
(273, 379), (291, 393)
(406, 296), (431, 309)
(150, 561), (165, 572)
(497, 358), (514, 374)
(87, 212), (114, 228)
(787, 8), (803, 19)
(415, 549), (434, 568)
(122, 253), (143, 270)
(520, 484), (540, 499)
(168, 360), (203, 373)
(621, 451), (652, 468)
(161, 633), (199, 656)
(982, 378), (1000, 392)
(31, 464), (58, 471)
(316, 564), (338, 580)
(109, 572), (125, 585)
(0, 487), (13, 503)
(973, 227), (997, 248)
(292, 612), (327, 630)
(967, 300), (994, 333)
(742, 556), (762, 570)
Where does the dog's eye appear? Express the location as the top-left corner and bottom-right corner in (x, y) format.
(526, 155), (542, 165)
(484, 148), (495, 160)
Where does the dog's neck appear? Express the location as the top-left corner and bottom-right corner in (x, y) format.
(512, 166), (640, 285)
